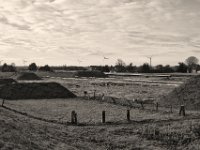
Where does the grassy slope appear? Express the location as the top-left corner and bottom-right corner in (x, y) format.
(1, 104), (200, 150)
(163, 75), (200, 110)
(4, 99), (200, 124)
(1, 72), (199, 149)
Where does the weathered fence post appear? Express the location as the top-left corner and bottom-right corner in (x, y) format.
(127, 109), (130, 122)
(102, 93), (105, 101)
(84, 91), (87, 98)
(71, 111), (75, 124)
(141, 101), (144, 109)
(179, 105), (186, 116)
(74, 112), (77, 124)
(102, 111), (106, 123)
(93, 90), (96, 100)
(156, 102), (159, 112)
(2, 99), (5, 107)
(170, 105), (173, 113)
(71, 111), (77, 124)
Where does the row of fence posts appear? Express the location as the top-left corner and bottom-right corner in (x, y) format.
(83, 91), (183, 116)
(71, 110), (131, 125)
(154, 103), (185, 116)
(0, 99), (186, 125)
(70, 105), (186, 125)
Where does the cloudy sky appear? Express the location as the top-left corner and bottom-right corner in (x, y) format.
(0, 0), (200, 66)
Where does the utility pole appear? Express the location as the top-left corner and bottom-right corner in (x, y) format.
(147, 56), (152, 67)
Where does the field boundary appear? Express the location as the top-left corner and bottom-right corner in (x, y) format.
(79, 95), (179, 112)
(2, 104), (200, 127)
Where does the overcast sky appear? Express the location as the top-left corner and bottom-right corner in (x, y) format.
(0, 0), (200, 66)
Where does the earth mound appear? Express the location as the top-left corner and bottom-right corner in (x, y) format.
(0, 82), (76, 100)
(162, 75), (200, 110)
(0, 78), (17, 85)
(17, 72), (42, 80)
(75, 70), (108, 78)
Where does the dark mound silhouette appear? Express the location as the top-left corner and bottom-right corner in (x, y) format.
(17, 72), (42, 80)
(0, 78), (17, 85)
(0, 82), (76, 100)
(162, 75), (200, 110)
(75, 70), (108, 78)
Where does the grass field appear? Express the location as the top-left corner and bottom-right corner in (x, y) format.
(44, 76), (186, 101)
(1, 100), (200, 150)
(1, 72), (200, 149)
(5, 98), (198, 124)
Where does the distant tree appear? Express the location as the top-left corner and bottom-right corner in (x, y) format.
(140, 63), (151, 73)
(115, 59), (126, 72)
(163, 65), (174, 73)
(126, 63), (137, 73)
(38, 65), (53, 72)
(1, 63), (16, 72)
(185, 56), (199, 73)
(176, 62), (188, 73)
(103, 65), (110, 72)
(197, 64), (200, 72)
(155, 64), (164, 73)
(28, 63), (38, 71)
(1, 63), (8, 72)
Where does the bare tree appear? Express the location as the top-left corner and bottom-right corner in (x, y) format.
(115, 59), (126, 72)
(185, 56), (199, 73)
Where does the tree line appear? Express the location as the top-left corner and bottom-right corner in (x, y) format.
(0, 63), (53, 72)
(91, 56), (200, 73)
(0, 56), (199, 73)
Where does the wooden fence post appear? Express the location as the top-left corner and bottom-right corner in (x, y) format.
(84, 91), (87, 98)
(127, 109), (130, 122)
(102, 111), (105, 123)
(71, 111), (77, 124)
(74, 112), (77, 124)
(93, 90), (96, 100)
(156, 102), (158, 112)
(102, 93), (105, 101)
(170, 105), (173, 113)
(141, 101), (144, 109)
(2, 99), (5, 107)
(179, 105), (186, 116)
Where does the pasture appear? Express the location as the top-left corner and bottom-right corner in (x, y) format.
(1, 71), (200, 149)
(43, 75), (185, 101)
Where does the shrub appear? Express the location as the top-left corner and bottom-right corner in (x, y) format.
(38, 65), (53, 72)
(28, 63), (37, 71)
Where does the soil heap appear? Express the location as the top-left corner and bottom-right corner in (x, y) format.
(0, 82), (76, 100)
(17, 72), (42, 80)
(0, 78), (17, 86)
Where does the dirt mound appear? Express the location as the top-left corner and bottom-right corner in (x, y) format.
(0, 78), (17, 85)
(17, 72), (42, 80)
(0, 82), (76, 100)
(162, 75), (200, 110)
(75, 70), (108, 78)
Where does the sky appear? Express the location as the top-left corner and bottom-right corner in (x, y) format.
(0, 0), (200, 66)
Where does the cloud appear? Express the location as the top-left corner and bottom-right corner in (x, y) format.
(0, 0), (199, 65)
